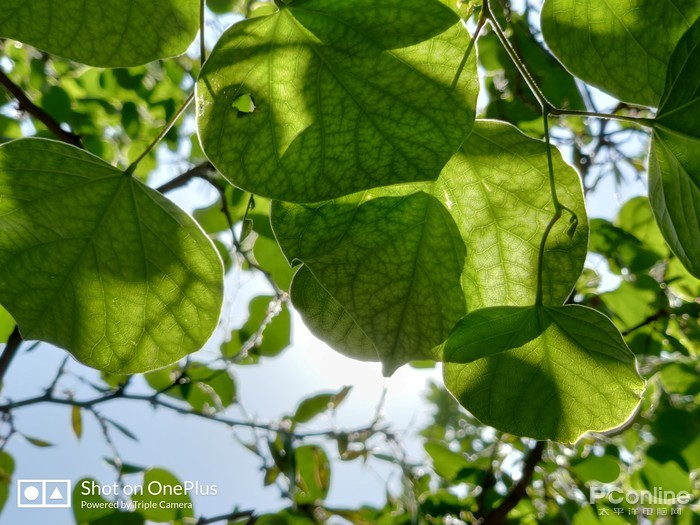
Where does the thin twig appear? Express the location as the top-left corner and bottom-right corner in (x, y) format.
(621, 309), (668, 336)
(125, 92), (194, 176)
(200, 0), (207, 64)
(0, 70), (83, 148)
(0, 390), (389, 439)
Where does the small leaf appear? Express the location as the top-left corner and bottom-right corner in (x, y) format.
(570, 455), (621, 484)
(0, 139), (224, 373)
(0, 452), (15, 514)
(0, 0), (199, 67)
(23, 435), (54, 448)
(104, 458), (145, 475)
(197, 0), (478, 202)
(294, 445), (331, 505)
(443, 305), (645, 443)
(292, 386), (351, 424)
(71, 405), (83, 440)
(103, 418), (139, 442)
(424, 441), (472, 481)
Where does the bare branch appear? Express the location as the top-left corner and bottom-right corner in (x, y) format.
(0, 69), (83, 148)
(479, 441), (545, 525)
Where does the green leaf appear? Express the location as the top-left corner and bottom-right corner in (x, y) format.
(131, 468), (194, 522)
(0, 139), (224, 373)
(146, 363), (236, 412)
(278, 192), (467, 375)
(0, 306), (13, 345)
(424, 441), (472, 481)
(649, 19), (700, 278)
(73, 478), (118, 524)
(616, 197), (669, 256)
(443, 305), (645, 443)
(104, 457), (146, 475)
(294, 445), (330, 505)
(291, 386), (352, 424)
(659, 363), (700, 395)
(570, 455), (620, 484)
(599, 277), (663, 332)
(71, 405), (83, 440)
(197, 0), (478, 202)
(0, 0), (199, 67)
(589, 219), (663, 275)
(288, 265), (378, 363)
(454, 125), (587, 310)
(0, 452), (14, 516)
(541, 0), (700, 106)
(23, 435), (54, 447)
(206, 0), (236, 15)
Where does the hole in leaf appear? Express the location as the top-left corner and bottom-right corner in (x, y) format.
(232, 93), (256, 115)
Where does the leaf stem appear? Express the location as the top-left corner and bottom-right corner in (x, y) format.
(535, 108), (564, 307)
(482, 0), (654, 129)
(200, 0), (207, 64)
(125, 92), (194, 176)
(549, 107), (654, 127)
(482, 0), (553, 111)
(451, 10), (487, 90)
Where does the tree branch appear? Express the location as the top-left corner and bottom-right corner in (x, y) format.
(0, 326), (23, 388)
(156, 161), (215, 193)
(0, 389), (389, 440)
(479, 441), (545, 525)
(621, 309), (668, 336)
(0, 69), (83, 148)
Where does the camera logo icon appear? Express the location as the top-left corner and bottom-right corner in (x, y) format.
(17, 480), (71, 508)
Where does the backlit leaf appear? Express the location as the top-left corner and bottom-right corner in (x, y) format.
(197, 0), (478, 202)
(541, 0), (700, 106)
(649, 19), (700, 278)
(0, 0), (199, 67)
(277, 192), (467, 375)
(275, 121), (587, 374)
(0, 139), (224, 373)
(443, 305), (645, 443)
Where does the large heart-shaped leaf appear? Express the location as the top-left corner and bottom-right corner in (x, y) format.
(277, 192), (467, 375)
(649, 19), (700, 278)
(273, 121), (587, 373)
(541, 0), (700, 107)
(196, 0), (478, 202)
(443, 305), (645, 443)
(0, 0), (199, 67)
(0, 139), (223, 373)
